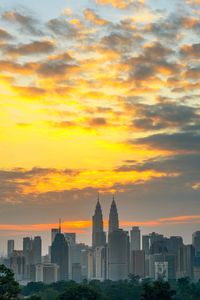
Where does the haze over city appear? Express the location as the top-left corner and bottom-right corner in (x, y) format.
(0, 0), (200, 255)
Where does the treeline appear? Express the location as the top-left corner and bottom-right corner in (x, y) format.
(1, 264), (200, 300)
(21, 277), (200, 300)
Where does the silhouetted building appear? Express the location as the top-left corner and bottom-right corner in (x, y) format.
(51, 232), (69, 281)
(108, 229), (130, 281)
(7, 240), (14, 258)
(72, 263), (82, 282)
(35, 263), (59, 284)
(155, 261), (168, 281)
(10, 250), (25, 282)
(33, 236), (42, 265)
(130, 250), (145, 278)
(108, 197), (119, 234)
(92, 198), (106, 248)
(177, 244), (195, 279)
(193, 231), (200, 255)
(51, 228), (59, 244)
(142, 235), (150, 255)
(130, 227), (141, 251)
(95, 246), (107, 281)
(64, 233), (76, 245)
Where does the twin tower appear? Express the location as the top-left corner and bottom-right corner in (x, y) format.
(92, 196), (119, 248)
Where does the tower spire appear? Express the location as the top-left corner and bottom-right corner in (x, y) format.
(59, 218), (61, 233)
(109, 195), (119, 233)
(92, 197), (106, 248)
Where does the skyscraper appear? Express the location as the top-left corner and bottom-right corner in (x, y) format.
(7, 240), (14, 258)
(192, 231), (200, 255)
(108, 229), (130, 281)
(177, 244), (195, 279)
(51, 232), (69, 281)
(33, 236), (42, 265)
(130, 250), (145, 278)
(130, 227), (141, 251)
(92, 197), (106, 248)
(51, 228), (60, 244)
(108, 196), (119, 234)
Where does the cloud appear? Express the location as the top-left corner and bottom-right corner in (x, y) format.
(87, 117), (107, 126)
(2, 11), (43, 35)
(180, 43), (200, 58)
(96, 0), (144, 9)
(0, 28), (12, 40)
(4, 40), (55, 56)
(47, 18), (77, 38)
(132, 132), (200, 152)
(131, 102), (198, 131)
(84, 9), (109, 26)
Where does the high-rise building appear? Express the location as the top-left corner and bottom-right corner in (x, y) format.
(51, 232), (69, 281)
(72, 263), (82, 283)
(192, 231), (200, 255)
(10, 250), (25, 282)
(64, 233), (76, 246)
(22, 236), (42, 280)
(130, 250), (145, 278)
(142, 235), (150, 255)
(92, 198), (106, 248)
(69, 243), (88, 280)
(95, 246), (107, 281)
(7, 240), (15, 258)
(35, 263), (59, 284)
(87, 248), (95, 280)
(108, 229), (130, 281)
(33, 236), (42, 265)
(51, 228), (60, 244)
(155, 262), (168, 281)
(149, 232), (164, 247)
(130, 227), (141, 251)
(108, 196), (119, 234)
(167, 236), (183, 254)
(23, 237), (33, 279)
(177, 245), (195, 279)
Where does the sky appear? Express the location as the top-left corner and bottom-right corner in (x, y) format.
(0, 0), (200, 254)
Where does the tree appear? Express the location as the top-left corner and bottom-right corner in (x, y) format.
(0, 264), (20, 300)
(27, 296), (42, 300)
(141, 280), (176, 300)
(58, 284), (104, 300)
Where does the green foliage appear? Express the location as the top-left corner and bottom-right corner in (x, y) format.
(39, 288), (59, 300)
(26, 295), (42, 300)
(58, 284), (104, 300)
(0, 264), (20, 300)
(141, 280), (175, 300)
(22, 282), (46, 296)
(19, 277), (200, 300)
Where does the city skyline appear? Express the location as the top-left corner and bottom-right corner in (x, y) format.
(0, 0), (200, 255)
(1, 195), (200, 255)
(2, 199), (200, 284)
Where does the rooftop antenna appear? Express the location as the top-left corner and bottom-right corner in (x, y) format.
(59, 218), (61, 233)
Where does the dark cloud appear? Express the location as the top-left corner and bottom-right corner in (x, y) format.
(180, 43), (200, 58)
(0, 28), (12, 40)
(132, 132), (200, 151)
(37, 61), (78, 77)
(88, 117), (107, 126)
(132, 103), (198, 130)
(2, 11), (43, 36)
(47, 18), (77, 38)
(184, 66), (200, 80)
(102, 32), (133, 52)
(4, 40), (55, 56)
